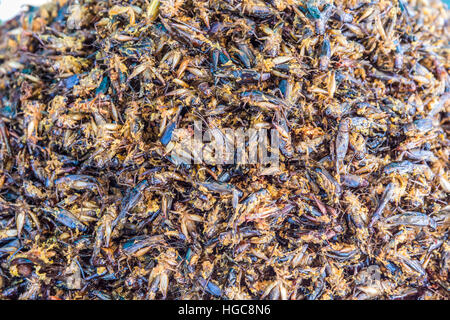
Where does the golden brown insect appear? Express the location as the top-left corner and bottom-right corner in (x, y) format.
(0, 0), (448, 301)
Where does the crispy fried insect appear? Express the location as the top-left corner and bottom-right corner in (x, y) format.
(0, 0), (448, 301)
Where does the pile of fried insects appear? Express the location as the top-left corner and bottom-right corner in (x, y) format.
(0, 0), (449, 300)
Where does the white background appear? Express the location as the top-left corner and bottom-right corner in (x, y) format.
(0, 0), (49, 23)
